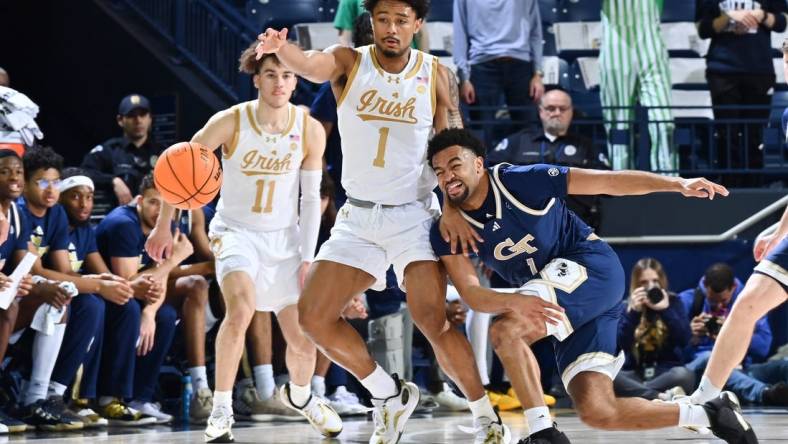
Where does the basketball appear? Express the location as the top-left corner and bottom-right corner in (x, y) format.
(153, 141), (222, 210)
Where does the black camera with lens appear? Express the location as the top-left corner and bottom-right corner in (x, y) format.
(646, 286), (665, 304)
(705, 316), (722, 337)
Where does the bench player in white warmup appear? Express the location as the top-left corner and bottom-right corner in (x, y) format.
(145, 44), (341, 442)
(254, 0), (554, 442)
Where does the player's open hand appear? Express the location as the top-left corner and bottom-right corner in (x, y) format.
(171, 229), (194, 263)
(509, 293), (564, 327)
(256, 28), (289, 59)
(146, 224), (174, 263)
(678, 177), (729, 200)
(440, 206), (483, 256)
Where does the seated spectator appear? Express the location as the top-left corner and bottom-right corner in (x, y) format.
(49, 167), (162, 427)
(487, 89), (610, 229)
(95, 174), (194, 423)
(614, 258), (694, 400)
(680, 263), (788, 405)
(81, 94), (164, 211)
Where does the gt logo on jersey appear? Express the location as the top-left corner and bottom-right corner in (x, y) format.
(493, 234), (538, 261)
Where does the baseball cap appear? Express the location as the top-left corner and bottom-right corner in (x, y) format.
(118, 94), (151, 116)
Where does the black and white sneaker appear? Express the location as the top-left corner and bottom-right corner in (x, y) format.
(204, 405), (234, 443)
(517, 424), (571, 443)
(703, 392), (758, 444)
(21, 399), (83, 431)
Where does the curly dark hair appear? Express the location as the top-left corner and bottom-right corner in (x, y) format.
(139, 172), (156, 195)
(353, 12), (374, 47)
(22, 145), (63, 180)
(363, 0), (430, 19)
(427, 128), (485, 167)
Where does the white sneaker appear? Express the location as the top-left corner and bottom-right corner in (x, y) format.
(204, 405), (234, 443)
(75, 407), (109, 428)
(434, 383), (469, 411)
(369, 377), (420, 444)
(280, 383), (343, 438)
(128, 401), (173, 424)
(459, 413), (511, 444)
(328, 386), (369, 416)
(658, 386), (686, 402)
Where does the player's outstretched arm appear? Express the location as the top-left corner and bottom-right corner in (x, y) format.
(567, 168), (729, 200)
(255, 28), (353, 84)
(441, 254), (563, 323)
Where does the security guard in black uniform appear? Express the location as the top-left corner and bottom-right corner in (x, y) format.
(81, 94), (164, 214)
(486, 89), (610, 230)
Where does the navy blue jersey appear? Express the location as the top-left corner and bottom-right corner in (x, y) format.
(431, 163), (593, 286)
(67, 224), (98, 273)
(0, 202), (32, 274)
(17, 198), (70, 258)
(95, 204), (151, 270)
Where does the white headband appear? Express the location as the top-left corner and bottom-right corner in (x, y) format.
(59, 175), (94, 193)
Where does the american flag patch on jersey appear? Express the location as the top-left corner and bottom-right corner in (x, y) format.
(416, 76), (429, 85)
(289, 134), (300, 142)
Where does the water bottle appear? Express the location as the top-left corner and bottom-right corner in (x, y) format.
(182, 374), (193, 423)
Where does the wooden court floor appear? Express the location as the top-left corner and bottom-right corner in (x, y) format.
(14, 408), (788, 443)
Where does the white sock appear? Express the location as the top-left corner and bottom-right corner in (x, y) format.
(253, 364), (275, 400)
(288, 382), (311, 408)
(525, 406), (552, 434)
(468, 394), (497, 421)
(678, 403), (711, 428)
(360, 365), (397, 400)
(311, 375), (326, 398)
(189, 366), (209, 391)
(213, 390), (233, 411)
(690, 376), (722, 404)
(98, 396), (115, 407)
(24, 324), (66, 406)
(48, 381), (67, 397)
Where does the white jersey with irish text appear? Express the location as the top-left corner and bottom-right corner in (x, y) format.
(214, 101), (306, 231)
(337, 45), (439, 205)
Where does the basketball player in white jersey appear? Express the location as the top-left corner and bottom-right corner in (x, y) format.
(145, 45), (342, 442)
(255, 1), (526, 442)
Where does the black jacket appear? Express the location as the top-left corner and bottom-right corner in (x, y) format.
(81, 137), (164, 196)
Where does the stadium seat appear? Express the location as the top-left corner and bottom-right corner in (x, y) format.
(669, 58), (706, 86)
(539, 0), (559, 24)
(671, 90), (713, 119)
(553, 21), (602, 52)
(661, 22), (708, 56)
(543, 56), (571, 89)
(661, 0), (695, 23)
(425, 21), (453, 55)
(294, 22), (337, 51)
(775, 58), (786, 86)
(572, 57), (598, 91)
(428, 0), (453, 22)
(771, 28), (788, 52)
(246, 0), (323, 30)
(557, 0), (602, 22)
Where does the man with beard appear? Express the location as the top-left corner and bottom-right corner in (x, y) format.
(487, 89), (609, 230)
(428, 128), (758, 444)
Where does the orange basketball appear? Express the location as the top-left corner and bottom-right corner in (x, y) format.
(153, 141), (222, 210)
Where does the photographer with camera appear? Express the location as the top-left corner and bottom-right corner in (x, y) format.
(615, 259), (695, 400)
(679, 263), (788, 405)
